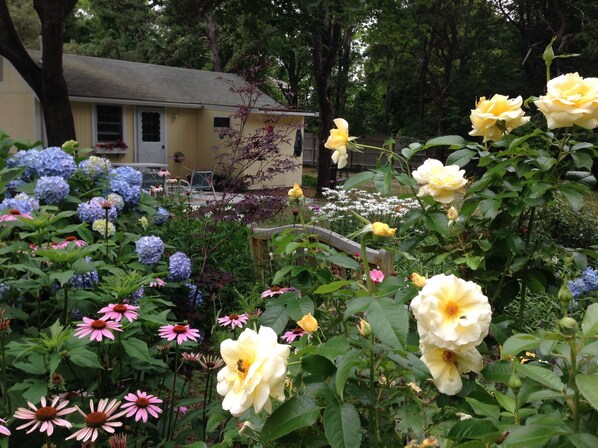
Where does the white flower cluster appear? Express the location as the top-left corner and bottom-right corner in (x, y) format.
(312, 187), (418, 234)
(410, 274), (492, 395)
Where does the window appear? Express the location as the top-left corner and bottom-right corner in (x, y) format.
(96, 105), (123, 142)
(213, 117), (230, 128)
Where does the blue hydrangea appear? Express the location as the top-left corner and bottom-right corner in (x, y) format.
(113, 166), (143, 186)
(7, 149), (42, 180)
(155, 207), (170, 225)
(77, 197), (118, 223)
(109, 177), (141, 206)
(107, 193), (124, 211)
(69, 257), (99, 289)
(169, 252), (192, 281)
(34, 176), (70, 204)
(568, 267), (598, 298)
(185, 283), (203, 307)
(135, 236), (164, 265)
(78, 156), (112, 179)
(5, 179), (27, 198)
(132, 287), (144, 300)
(37, 147), (76, 179)
(0, 193), (39, 214)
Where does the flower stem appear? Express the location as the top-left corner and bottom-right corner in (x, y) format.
(569, 338), (580, 432)
(166, 342), (180, 440)
(360, 235), (374, 294)
(202, 371), (213, 441)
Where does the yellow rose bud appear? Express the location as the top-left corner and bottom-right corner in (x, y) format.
(410, 272), (427, 288)
(297, 313), (318, 333)
(447, 206), (459, 221)
(371, 222), (396, 238)
(357, 318), (372, 337)
(288, 183), (304, 200)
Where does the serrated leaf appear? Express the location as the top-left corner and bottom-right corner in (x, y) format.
(302, 354), (336, 379)
(494, 391), (516, 414)
(261, 396), (320, 442)
(68, 347), (103, 369)
(516, 363), (564, 392)
(286, 297), (315, 321)
(367, 298), (408, 349)
(317, 336), (351, 360)
(571, 152), (593, 170)
(502, 334), (541, 356)
(501, 424), (568, 447)
(423, 211), (448, 237)
(447, 418), (499, 440)
(576, 374), (598, 411)
(335, 349), (361, 400)
(323, 402), (362, 448)
(122, 337), (153, 363)
(446, 148), (476, 167)
(344, 296), (374, 317)
(424, 135), (466, 148)
(567, 433), (598, 448)
(314, 280), (352, 294)
(272, 265), (294, 285)
(259, 304), (289, 334)
(465, 398), (500, 422)
(326, 254), (360, 270)
(582, 303), (598, 337)
(559, 185), (584, 211)
(401, 143), (423, 160)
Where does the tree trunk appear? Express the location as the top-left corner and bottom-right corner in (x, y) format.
(0, 0), (77, 146)
(206, 11), (222, 72)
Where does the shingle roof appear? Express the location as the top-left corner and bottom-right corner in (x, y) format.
(28, 50), (283, 110)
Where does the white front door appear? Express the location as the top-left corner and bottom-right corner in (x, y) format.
(136, 107), (165, 164)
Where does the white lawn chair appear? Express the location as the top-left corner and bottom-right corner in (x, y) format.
(189, 170), (217, 200)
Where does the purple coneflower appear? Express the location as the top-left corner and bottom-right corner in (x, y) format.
(14, 396), (76, 436)
(98, 303), (140, 322)
(74, 317), (122, 342)
(158, 324), (201, 344)
(281, 327), (307, 343)
(120, 390), (162, 423)
(217, 313), (249, 330)
(66, 398), (126, 443)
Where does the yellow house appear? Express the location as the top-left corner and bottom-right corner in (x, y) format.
(0, 51), (314, 188)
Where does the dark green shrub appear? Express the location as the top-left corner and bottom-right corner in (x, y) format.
(539, 195), (598, 248)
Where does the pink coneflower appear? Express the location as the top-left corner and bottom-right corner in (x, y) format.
(174, 406), (188, 415)
(66, 398), (126, 443)
(370, 269), (385, 284)
(14, 396), (76, 436)
(120, 390), (163, 423)
(98, 303), (140, 322)
(157, 169), (171, 177)
(149, 277), (166, 288)
(109, 433), (127, 448)
(158, 324), (201, 344)
(217, 313), (249, 329)
(74, 317), (122, 342)
(0, 209), (33, 222)
(198, 354), (225, 371)
(0, 418), (10, 436)
(182, 352), (202, 363)
(281, 327), (307, 343)
(54, 236), (87, 249)
(150, 185), (163, 194)
(261, 285), (290, 298)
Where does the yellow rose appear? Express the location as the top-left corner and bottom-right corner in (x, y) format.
(217, 327), (290, 416)
(534, 72), (598, 129)
(413, 159), (467, 204)
(324, 118), (355, 169)
(409, 272), (427, 288)
(469, 94), (530, 141)
(287, 183), (304, 200)
(371, 222), (396, 238)
(297, 313), (318, 333)
(447, 206), (459, 221)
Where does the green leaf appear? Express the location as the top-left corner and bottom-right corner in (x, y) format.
(314, 280), (352, 294)
(494, 391), (516, 414)
(68, 347), (103, 369)
(571, 151), (593, 170)
(502, 334), (541, 356)
(326, 254), (360, 270)
(424, 135), (467, 148)
(516, 363), (564, 392)
(528, 182), (552, 198)
(122, 337), (153, 363)
(501, 424), (568, 447)
(567, 433), (598, 448)
(559, 185), (584, 211)
(323, 402), (362, 448)
(478, 198), (501, 219)
(285, 297), (315, 321)
(447, 418), (499, 441)
(373, 171), (392, 195)
(401, 142), (423, 160)
(260, 396), (320, 442)
(272, 265), (294, 285)
(343, 171), (374, 190)
(582, 303), (598, 337)
(317, 336), (351, 360)
(259, 304), (289, 335)
(576, 374), (598, 411)
(367, 298), (409, 349)
(423, 211), (449, 237)
(344, 296), (374, 317)
(285, 241), (302, 255)
(446, 148), (476, 167)
(465, 398), (500, 422)
(535, 156), (556, 171)
(302, 354), (336, 380)
(335, 349), (362, 400)
(394, 172), (418, 187)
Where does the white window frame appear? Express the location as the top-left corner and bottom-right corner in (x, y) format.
(92, 104), (127, 150)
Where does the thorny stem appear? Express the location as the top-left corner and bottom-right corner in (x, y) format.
(569, 338), (581, 432)
(368, 332), (380, 447)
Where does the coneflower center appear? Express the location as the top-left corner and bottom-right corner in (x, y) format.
(66, 236), (77, 241)
(85, 411), (108, 427)
(270, 285), (280, 292)
(442, 350), (457, 364)
(173, 325), (187, 334)
(91, 320), (107, 330)
(135, 397), (150, 408)
(113, 304), (128, 313)
(35, 406), (57, 421)
(292, 327), (304, 334)
(9, 209), (21, 215)
(229, 313), (239, 320)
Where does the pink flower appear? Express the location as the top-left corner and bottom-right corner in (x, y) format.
(261, 286), (290, 298)
(98, 303), (140, 322)
(281, 327), (307, 343)
(149, 277), (166, 288)
(14, 396), (76, 436)
(0, 418), (10, 437)
(109, 433), (127, 448)
(370, 269), (385, 284)
(0, 209), (33, 222)
(74, 317), (122, 342)
(54, 236), (87, 249)
(120, 390), (163, 423)
(175, 406), (188, 415)
(150, 185), (163, 194)
(182, 352), (202, 363)
(66, 398), (126, 443)
(159, 324), (201, 344)
(157, 169), (170, 177)
(217, 313), (249, 329)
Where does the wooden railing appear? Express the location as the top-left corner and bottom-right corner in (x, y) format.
(249, 224), (393, 283)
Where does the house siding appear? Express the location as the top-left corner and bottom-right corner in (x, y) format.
(0, 59), (38, 142)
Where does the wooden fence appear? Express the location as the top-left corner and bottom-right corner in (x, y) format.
(302, 132), (432, 171)
(249, 224), (393, 284)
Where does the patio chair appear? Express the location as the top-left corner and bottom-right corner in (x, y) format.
(189, 170), (217, 200)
